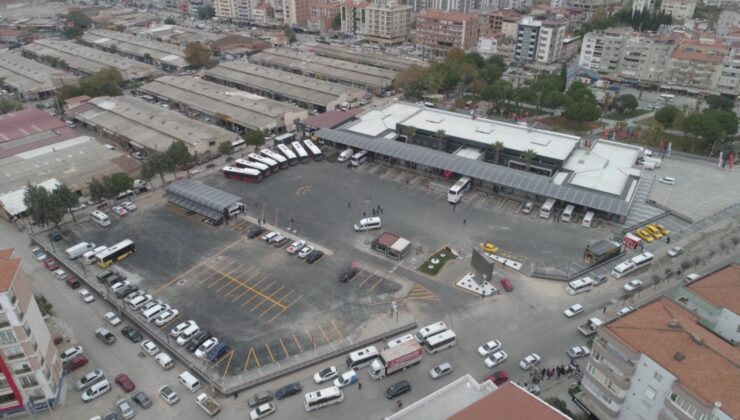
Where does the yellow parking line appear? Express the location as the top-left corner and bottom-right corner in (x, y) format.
(232, 275), (263, 302)
(221, 351), (234, 379)
(250, 286), (285, 313)
(265, 343), (276, 364)
(351, 272), (371, 284)
(331, 320), (343, 338)
(318, 324), (331, 345)
(359, 274), (374, 288)
(259, 289), (294, 317)
(241, 280), (275, 307)
(347, 271), (361, 283)
(368, 276), (385, 292)
(243, 347), (259, 372)
(215, 280), (233, 293)
(208, 262), (248, 287)
(279, 338), (289, 358)
(305, 330), (314, 348)
(293, 334), (304, 353)
(202, 265), (286, 310)
(268, 295), (303, 323)
(223, 284), (243, 298)
(211, 349), (233, 370)
(153, 237), (243, 293)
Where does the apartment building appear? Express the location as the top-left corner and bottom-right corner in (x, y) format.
(665, 37), (727, 92)
(536, 19), (566, 64)
(617, 32), (676, 85)
(578, 297), (739, 420)
(252, 3), (274, 24)
(514, 16), (540, 62)
(0, 249), (62, 415)
(578, 27), (628, 74)
(660, 0), (697, 22)
(283, 0), (310, 26)
(211, 0), (260, 20)
(411, 0), (479, 13)
(717, 6), (740, 38)
(341, 0), (412, 45)
(476, 9), (521, 39)
(718, 42), (740, 96)
(308, 1), (340, 32)
(416, 9), (480, 56)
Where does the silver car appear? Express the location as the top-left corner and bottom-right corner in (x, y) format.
(117, 398), (135, 419)
(74, 369), (105, 391)
(429, 362), (453, 379)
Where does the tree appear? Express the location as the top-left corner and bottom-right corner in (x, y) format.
(141, 151), (173, 186)
(463, 52), (485, 69)
(545, 398), (576, 419)
(613, 94), (638, 114)
(541, 91), (567, 109)
(184, 42), (217, 69)
(682, 113), (722, 154)
(164, 16), (176, 24)
(704, 95), (733, 111)
(88, 178), (107, 203)
(566, 81), (596, 103)
(703, 109), (738, 155)
(492, 141), (505, 165)
(52, 184), (80, 222)
(56, 68), (124, 101)
(197, 5), (215, 19)
(0, 97), (22, 115)
(64, 10), (91, 39)
(564, 101), (601, 125)
(332, 12), (341, 30)
(167, 141), (193, 173)
(108, 173), (134, 195)
(244, 130), (265, 147)
(655, 105), (679, 128)
(24, 183), (51, 227)
(283, 27), (297, 44)
(444, 48), (465, 64)
(218, 141), (234, 157)
(489, 79), (512, 104)
(115, 24), (126, 32)
(512, 87), (537, 106)
(520, 149), (537, 172)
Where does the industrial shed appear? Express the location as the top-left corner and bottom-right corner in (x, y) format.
(164, 179), (244, 223)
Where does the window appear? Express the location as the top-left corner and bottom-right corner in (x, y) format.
(18, 375), (38, 389)
(653, 371), (664, 383)
(0, 330), (15, 345)
(592, 351), (602, 362)
(4, 345), (24, 360)
(0, 378), (8, 389)
(7, 290), (16, 306)
(0, 393), (18, 404)
(645, 386), (657, 400)
(11, 361), (31, 375)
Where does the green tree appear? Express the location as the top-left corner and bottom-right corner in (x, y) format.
(52, 184), (80, 222)
(520, 149), (537, 172)
(541, 91), (567, 109)
(704, 95), (733, 111)
(0, 97), (22, 115)
(463, 52), (485, 69)
(115, 24), (126, 32)
(184, 42), (217, 69)
(655, 105), (679, 128)
(492, 141), (505, 165)
(197, 5), (215, 19)
(566, 81), (596, 103)
(244, 130), (265, 147)
(164, 16), (176, 24)
(88, 178), (107, 203)
(108, 173), (134, 195)
(489, 79), (513, 104)
(141, 151), (173, 186)
(332, 12), (341, 30)
(682, 113), (721, 154)
(564, 101), (602, 125)
(613, 94), (638, 114)
(444, 48), (466, 64)
(513, 87), (537, 106)
(56, 68), (124, 101)
(283, 27), (297, 43)
(24, 183), (52, 227)
(218, 141), (234, 157)
(64, 10), (91, 39)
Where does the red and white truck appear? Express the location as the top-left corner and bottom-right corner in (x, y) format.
(368, 340), (423, 380)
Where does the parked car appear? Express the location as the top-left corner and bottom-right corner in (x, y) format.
(121, 201), (137, 212)
(261, 231), (277, 242)
(75, 369), (105, 391)
(668, 246), (684, 257)
(297, 246), (314, 258)
(64, 354), (89, 372)
(79, 289), (95, 303)
(592, 274), (608, 286)
(306, 250), (323, 264)
(48, 229), (63, 242)
(53, 269), (68, 281)
(112, 206), (128, 217)
(500, 278), (513, 292)
(623, 279), (644, 292)
(154, 309), (180, 326)
(274, 383), (301, 400)
(273, 236), (289, 247)
(269, 234), (285, 244)
(132, 391), (152, 409)
(104, 312), (122, 326)
(384, 380), (411, 399)
(31, 247), (47, 261)
(522, 201), (534, 214)
(140, 340), (159, 356)
(121, 326), (143, 343)
(519, 353), (541, 370)
(286, 240), (305, 254)
(249, 403), (275, 420)
(563, 303), (584, 318)
(477, 340), (502, 357)
(567, 346), (591, 359)
(246, 226), (264, 239)
(43, 258), (60, 271)
(114, 374), (135, 393)
(338, 268), (358, 283)
(617, 306), (635, 317)
(66, 277), (81, 289)
(247, 391), (274, 408)
(484, 351), (507, 368)
(658, 176), (675, 185)
(158, 385), (179, 405)
(429, 362), (453, 379)
(95, 327), (116, 345)
(486, 370), (509, 386)
(114, 285), (138, 299)
(313, 366), (337, 384)
(170, 321), (195, 337)
(185, 331), (212, 353)
(195, 338), (219, 359)
(110, 281), (130, 292)
(60, 345), (84, 362)
(116, 398), (135, 419)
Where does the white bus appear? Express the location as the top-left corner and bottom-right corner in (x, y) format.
(345, 346), (379, 370)
(304, 386), (343, 412)
(561, 204), (575, 222)
(276, 144), (298, 166)
(386, 334), (414, 349)
(235, 158), (270, 177)
(274, 132), (295, 145)
(539, 198), (556, 219)
(302, 140), (323, 161)
(659, 93), (675, 104)
(231, 138), (246, 152)
(83, 246), (108, 265)
(350, 150), (369, 167)
(291, 141), (310, 163)
(424, 330), (456, 354)
(611, 252), (654, 278)
(566, 277), (594, 295)
(248, 153), (279, 172)
(415, 321), (447, 344)
(259, 149), (287, 169)
(223, 166), (263, 183)
(91, 210), (111, 227)
(447, 177), (472, 204)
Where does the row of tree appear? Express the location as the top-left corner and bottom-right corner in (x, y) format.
(64, 10), (91, 39)
(575, 7), (672, 37)
(24, 184), (80, 227)
(57, 68), (125, 102)
(0, 97), (22, 115)
(654, 96), (738, 154)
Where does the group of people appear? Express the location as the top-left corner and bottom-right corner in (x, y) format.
(539, 363), (581, 381)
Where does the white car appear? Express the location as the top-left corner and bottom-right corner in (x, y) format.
(313, 366), (337, 384)
(155, 309), (180, 326)
(60, 345), (84, 363)
(616, 306), (635, 317)
(658, 176), (675, 185)
(297, 246), (314, 258)
(194, 338), (219, 359)
(53, 269), (69, 281)
(158, 385), (179, 405)
(121, 201), (137, 212)
(286, 240), (305, 254)
(667, 246), (684, 257)
(104, 312), (121, 326)
(31, 247), (47, 261)
(563, 303), (584, 318)
(140, 340), (159, 356)
(170, 320), (195, 337)
(117, 398), (135, 419)
(429, 362), (453, 379)
(567, 346), (591, 359)
(249, 402), (275, 420)
(484, 351), (507, 368)
(261, 231), (277, 242)
(477, 340), (502, 357)
(79, 289), (95, 303)
(333, 370), (359, 388)
(74, 368), (105, 391)
(519, 353), (541, 370)
(623, 279), (644, 292)
(110, 280), (130, 292)
(112, 205), (128, 217)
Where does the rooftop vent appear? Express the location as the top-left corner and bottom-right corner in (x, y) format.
(669, 318), (680, 329)
(673, 352), (685, 362)
(690, 334), (704, 345)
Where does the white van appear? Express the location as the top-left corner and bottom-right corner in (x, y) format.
(176, 324), (200, 345)
(142, 305), (165, 322)
(337, 148), (354, 163)
(83, 246), (108, 264)
(177, 371), (201, 393)
(65, 242), (96, 260)
(155, 353), (174, 370)
(81, 379), (111, 402)
(561, 204), (575, 222)
(353, 217), (381, 232)
(582, 211), (595, 228)
(91, 210), (111, 227)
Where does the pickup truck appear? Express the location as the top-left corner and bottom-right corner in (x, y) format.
(195, 393), (221, 417)
(578, 317), (604, 336)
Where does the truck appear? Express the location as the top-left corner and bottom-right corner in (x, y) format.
(64, 242), (96, 260)
(195, 393), (221, 417)
(368, 340), (423, 380)
(578, 317), (604, 336)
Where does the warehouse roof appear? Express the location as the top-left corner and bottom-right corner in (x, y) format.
(317, 128), (632, 216)
(307, 43), (424, 71)
(165, 179), (241, 221)
(22, 39), (160, 80)
(0, 51), (77, 96)
(81, 29), (188, 69)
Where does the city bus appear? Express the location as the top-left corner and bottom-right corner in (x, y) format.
(276, 144), (298, 166)
(304, 386), (343, 412)
(302, 139), (323, 161)
(447, 177), (471, 204)
(291, 141), (309, 163)
(96, 239), (135, 268)
(345, 346), (379, 370)
(350, 150), (369, 167)
(231, 138), (246, 153)
(247, 153), (279, 172)
(611, 252), (654, 278)
(222, 165), (263, 183)
(274, 132), (295, 145)
(658, 93), (675, 104)
(235, 158), (270, 177)
(260, 149), (288, 169)
(424, 330), (456, 354)
(539, 198), (556, 219)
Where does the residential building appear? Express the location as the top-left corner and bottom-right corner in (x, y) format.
(416, 9), (480, 56)
(213, 0), (260, 21)
(578, 27), (628, 74)
(632, 0), (655, 16)
(718, 41), (740, 96)
(536, 19), (566, 63)
(476, 9), (521, 39)
(341, 0), (412, 45)
(717, 6), (740, 38)
(478, 34), (516, 61)
(308, 1), (340, 32)
(412, 0), (480, 13)
(283, 0), (309, 26)
(252, 3), (274, 24)
(514, 16), (540, 62)
(567, 0), (621, 12)
(675, 264), (740, 344)
(617, 31), (676, 86)
(560, 34), (581, 61)
(0, 29), (32, 46)
(660, 0), (697, 21)
(0, 249), (62, 415)
(665, 37), (727, 92)
(577, 297), (740, 420)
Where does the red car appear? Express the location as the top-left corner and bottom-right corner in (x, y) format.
(65, 277), (80, 289)
(63, 355), (88, 373)
(486, 370), (509, 386)
(115, 374), (136, 393)
(500, 278), (513, 292)
(43, 258), (59, 271)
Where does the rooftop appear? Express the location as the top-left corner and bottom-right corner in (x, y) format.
(0, 179), (60, 217)
(606, 298), (740, 418)
(80, 29), (188, 70)
(417, 9), (475, 22)
(385, 374), (496, 419)
(0, 109), (66, 144)
(562, 140), (642, 196)
(303, 109), (365, 129)
(0, 51), (77, 95)
(307, 43), (424, 71)
(449, 382), (569, 419)
(687, 264), (740, 314)
(0, 249), (20, 293)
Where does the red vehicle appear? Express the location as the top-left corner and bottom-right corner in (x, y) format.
(43, 258), (59, 271)
(63, 355), (88, 373)
(115, 374), (136, 393)
(486, 370), (509, 386)
(65, 277), (81, 289)
(500, 278), (513, 292)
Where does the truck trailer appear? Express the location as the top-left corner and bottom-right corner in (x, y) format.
(368, 340), (423, 380)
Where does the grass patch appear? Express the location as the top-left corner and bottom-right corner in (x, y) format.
(418, 247), (456, 276)
(604, 109), (651, 121)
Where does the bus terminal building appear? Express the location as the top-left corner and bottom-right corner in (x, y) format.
(316, 102), (644, 223)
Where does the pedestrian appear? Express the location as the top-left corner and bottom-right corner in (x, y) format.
(371, 209), (375, 216)
(666, 236), (671, 244)
(380, 207), (383, 215)
(453, 204), (456, 212)
(347, 201), (351, 208)
(363, 211), (366, 218)
(255, 201), (259, 208)
(233, 392), (238, 399)
(481, 290), (485, 299)
(541, 368), (546, 379)
(463, 219), (467, 226)
(358, 382), (362, 390)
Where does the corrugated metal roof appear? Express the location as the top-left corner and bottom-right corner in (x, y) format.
(164, 179), (241, 221)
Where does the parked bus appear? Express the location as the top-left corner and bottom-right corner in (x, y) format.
(223, 166), (263, 183)
(302, 139), (323, 161)
(276, 144), (298, 166)
(304, 386), (343, 412)
(235, 158), (270, 177)
(96, 239), (135, 268)
(611, 252), (654, 278)
(658, 93), (675, 104)
(385, 334), (415, 349)
(231, 138), (246, 153)
(539, 198), (556, 219)
(248, 153), (279, 172)
(259, 149), (287, 169)
(561, 204), (575, 222)
(345, 346), (379, 370)
(274, 132), (295, 145)
(350, 150), (369, 167)
(566, 277), (594, 295)
(424, 330), (456, 354)
(447, 177), (471, 204)
(415, 321), (447, 344)
(291, 141), (309, 163)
